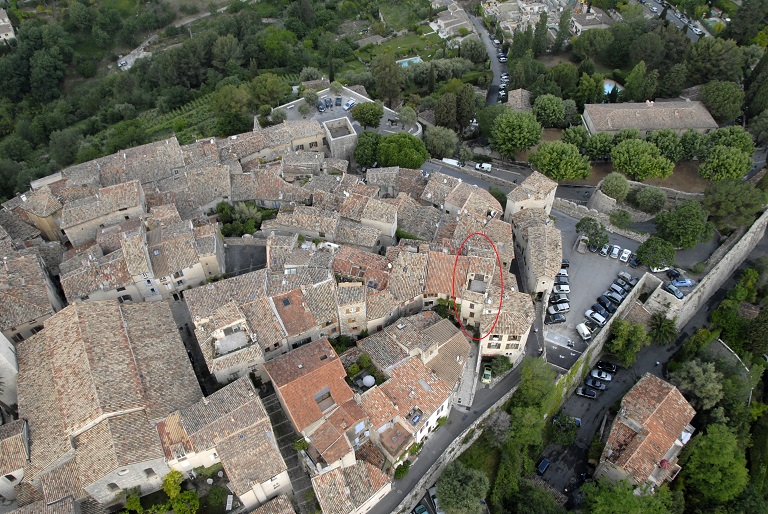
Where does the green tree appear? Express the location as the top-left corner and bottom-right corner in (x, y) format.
(572, 30), (614, 62)
(552, 8), (571, 53)
(105, 119), (149, 153)
(490, 110), (543, 159)
(530, 141), (590, 180)
(163, 470), (183, 500)
(477, 104), (507, 139)
(515, 356), (557, 409)
(701, 80), (744, 123)
(670, 359), (724, 410)
(435, 92), (457, 129)
(456, 84), (477, 132)
(377, 132), (430, 168)
(532, 94), (565, 128)
(562, 126), (590, 153)
(532, 12), (550, 56)
(646, 130), (682, 163)
(703, 179), (766, 232)
(684, 424), (749, 503)
(601, 172), (629, 201)
(299, 67), (322, 82)
(460, 36), (487, 63)
(330, 81), (343, 95)
(563, 99), (579, 127)
(171, 490), (200, 514)
(699, 145), (752, 181)
(748, 109), (768, 146)
(607, 319), (651, 367)
(635, 186), (666, 214)
(48, 127), (83, 167)
(212, 34), (243, 71)
(249, 73), (290, 107)
(397, 105), (417, 129)
(621, 61), (658, 102)
(436, 461), (490, 514)
(582, 480), (674, 514)
(575, 72), (604, 107)
(351, 101), (384, 129)
(744, 308), (768, 355)
(489, 187), (507, 211)
(706, 126), (755, 157)
(549, 62), (579, 98)
(657, 62), (688, 98)
(354, 131), (381, 167)
(611, 139), (674, 181)
(270, 108), (287, 124)
(576, 217), (609, 248)
(687, 37), (745, 84)
(649, 312), (678, 344)
(484, 409), (511, 448)
(585, 132), (614, 160)
(124, 494), (143, 513)
(636, 236), (675, 271)
(298, 101), (311, 118)
(424, 126), (459, 158)
(656, 200), (712, 249)
(372, 53), (403, 108)
(211, 84), (252, 136)
(680, 129), (706, 161)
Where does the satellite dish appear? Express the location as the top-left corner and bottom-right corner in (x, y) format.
(362, 375), (375, 387)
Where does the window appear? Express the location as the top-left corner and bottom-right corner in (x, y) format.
(4, 474), (17, 482)
(144, 468), (156, 478)
(469, 312), (474, 318)
(117, 469), (129, 476)
(297, 144), (305, 150)
(146, 279), (153, 285)
(470, 303), (475, 308)
(309, 142), (318, 148)
(488, 342), (501, 349)
(30, 326), (43, 335)
(210, 452), (218, 460)
(12, 333), (23, 343)
(153, 249), (161, 256)
(107, 483), (120, 492)
(117, 287), (126, 292)
(118, 295), (133, 303)
(173, 271), (183, 279)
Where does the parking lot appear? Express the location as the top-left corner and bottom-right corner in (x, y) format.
(545, 211), (642, 371)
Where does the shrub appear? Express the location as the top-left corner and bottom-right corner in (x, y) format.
(601, 172), (629, 201)
(490, 356), (512, 375)
(394, 461), (411, 479)
(610, 209), (631, 228)
(207, 486), (228, 509)
(358, 353), (372, 369)
(635, 186), (666, 213)
(348, 363), (361, 376)
(293, 438), (309, 451)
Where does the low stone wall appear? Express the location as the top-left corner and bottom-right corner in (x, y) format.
(395, 385), (519, 514)
(553, 198), (650, 243)
(223, 236), (268, 246)
(587, 189), (654, 223)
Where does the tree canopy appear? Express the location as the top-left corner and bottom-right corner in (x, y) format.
(530, 141), (590, 181)
(698, 145), (753, 181)
(491, 110), (543, 159)
(702, 179), (766, 232)
(532, 94), (566, 128)
(575, 217), (609, 248)
(582, 480), (675, 514)
(601, 172), (629, 201)
(670, 359), (724, 410)
(424, 126), (459, 159)
(607, 319), (651, 367)
(684, 424), (750, 504)
(700, 80), (745, 123)
(636, 236), (675, 270)
(354, 131), (381, 167)
(655, 200), (713, 249)
(611, 139), (674, 182)
(351, 101), (384, 129)
(377, 132), (430, 169)
(436, 461), (490, 514)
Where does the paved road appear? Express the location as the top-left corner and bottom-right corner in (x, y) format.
(367, 334), (540, 514)
(468, 15), (506, 106)
(639, 0), (705, 40)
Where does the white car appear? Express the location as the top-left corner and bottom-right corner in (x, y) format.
(553, 285), (570, 294)
(591, 369), (612, 381)
(547, 303), (570, 314)
(619, 248), (632, 263)
(557, 268), (568, 277)
(650, 5), (659, 12)
(343, 99), (357, 111)
(609, 245), (621, 259)
(692, 27), (704, 35)
(585, 309), (606, 326)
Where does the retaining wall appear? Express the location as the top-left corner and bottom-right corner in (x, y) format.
(587, 189), (654, 223)
(553, 198), (650, 243)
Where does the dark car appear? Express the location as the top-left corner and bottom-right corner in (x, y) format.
(553, 415), (582, 428)
(665, 283), (685, 299)
(324, 97), (333, 109)
(537, 458), (551, 475)
(591, 303), (609, 318)
(545, 313), (566, 325)
(555, 276), (569, 285)
(316, 100), (326, 113)
(604, 291), (624, 305)
(576, 387), (597, 399)
(597, 361), (618, 373)
(585, 378), (606, 390)
(561, 258), (570, 268)
(597, 296), (617, 314)
(588, 243), (599, 253)
(335, 96), (342, 106)
(615, 278), (631, 291)
(628, 254), (640, 268)
(667, 268), (681, 280)
(584, 319), (600, 333)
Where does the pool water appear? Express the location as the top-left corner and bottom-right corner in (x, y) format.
(397, 56), (424, 67)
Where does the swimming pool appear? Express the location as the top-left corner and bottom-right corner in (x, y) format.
(397, 56), (424, 67)
(603, 79), (623, 95)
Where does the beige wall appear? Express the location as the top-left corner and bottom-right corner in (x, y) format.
(0, 332), (17, 407)
(339, 301), (366, 336)
(480, 331), (526, 364)
(361, 215), (396, 239)
(238, 470), (292, 510)
(0, 465), (22, 500)
(85, 458), (169, 504)
(64, 204), (146, 247)
(25, 211), (62, 242)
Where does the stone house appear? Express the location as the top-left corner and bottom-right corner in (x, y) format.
(570, 7), (615, 35)
(582, 101), (719, 136)
(252, 495), (296, 514)
(365, 167), (427, 199)
(5, 301), (202, 508)
(510, 208), (562, 298)
(312, 461), (391, 514)
(504, 171), (558, 219)
(336, 282), (367, 336)
(0, 9), (15, 42)
(14, 188), (63, 243)
(479, 280), (535, 365)
(322, 117), (358, 162)
(595, 373), (696, 490)
(156, 378), (291, 510)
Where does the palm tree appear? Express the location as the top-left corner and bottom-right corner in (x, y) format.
(649, 312), (678, 344)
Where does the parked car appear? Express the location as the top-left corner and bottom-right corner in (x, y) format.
(665, 283), (685, 299)
(343, 99), (357, 111)
(609, 245), (621, 259)
(617, 271), (638, 288)
(588, 243), (599, 253)
(324, 97), (333, 109)
(692, 27), (704, 35)
(673, 277), (694, 287)
(553, 285), (570, 294)
(604, 291), (624, 305)
(335, 96), (342, 106)
(651, 265), (671, 273)
(557, 268), (568, 277)
(428, 486), (442, 514)
(553, 415), (582, 428)
(585, 378), (606, 390)
(576, 387), (597, 399)
(555, 276), (570, 286)
(629, 254), (640, 268)
(475, 163), (492, 173)
(481, 366), (492, 384)
(584, 319), (600, 333)
(577, 323), (592, 341)
(561, 258), (570, 268)
(620, 248), (632, 262)
(585, 309), (607, 326)
(609, 283), (628, 297)
(316, 100), (326, 113)
(545, 313), (566, 325)
(599, 244), (610, 257)
(498, 56), (508, 62)
(597, 296), (617, 314)
(548, 303), (570, 314)
(591, 303), (609, 319)
(412, 505), (427, 514)
(667, 268), (681, 280)
(537, 458), (551, 474)
(615, 278), (631, 291)
(597, 361), (618, 373)
(650, 5), (659, 12)
(591, 369), (613, 381)
(550, 293), (570, 304)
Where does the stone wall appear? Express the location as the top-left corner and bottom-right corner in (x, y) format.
(552, 198), (650, 244)
(430, 159), (519, 192)
(394, 385), (519, 514)
(587, 189), (653, 223)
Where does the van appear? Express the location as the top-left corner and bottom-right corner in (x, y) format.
(475, 163), (492, 173)
(576, 323), (592, 341)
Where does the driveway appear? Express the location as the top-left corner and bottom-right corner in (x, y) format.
(545, 211), (641, 371)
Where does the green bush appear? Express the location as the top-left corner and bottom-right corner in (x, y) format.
(348, 363), (361, 376)
(601, 172), (629, 201)
(358, 353), (372, 369)
(207, 486), (228, 509)
(293, 438), (309, 451)
(635, 186), (666, 214)
(192, 462), (223, 479)
(490, 356), (512, 375)
(394, 461), (411, 479)
(610, 209), (632, 228)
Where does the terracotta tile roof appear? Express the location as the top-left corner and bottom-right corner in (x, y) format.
(327, 399), (367, 432)
(528, 225), (562, 279)
(445, 182), (476, 210)
(356, 331), (410, 371)
(349, 183), (379, 197)
(379, 357), (452, 431)
(0, 420), (28, 475)
(184, 270), (267, 324)
(272, 288), (318, 337)
(0, 209), (41, 241)
(387, 251), (427, 301)
(74, 410), (164, 485)
(193, 222), (220, 256)
(365, 289), (399, 321)
(335, 220), (380, 248)
(480, 290), (535, 336)
(389, 194), (440, 241)
(59, 245), (133, 301)
(19, 187), (62, 217)
(241, 297), (287, 351)
(332, 245), (390, 290)
(324, 158), (349, 175)
(507, 171), (557, 204)
(339, 194), (370, 221)
(424, 251), (459, 296)
(360, 386), (399, 430)
(146, 220), (199, 278)
(9, 497), (77, 514)
(602, 373), (696, 485)
(305, 175), (344, 193)
(260, 119), (324, 147)
(311, 190), (344, 212)
(230, 169), (311, 204)
(366, 167), (427, 199)
(39, 457), (87, 503)
(361, 198), (397, 224)
(421, 172), (461, 207)
(460, 189), (503, 217)
(337, 282), (365, 306)
(263, 339), (353, 432)
(281, 151), (323, 174)
(425, 331), (470, 387)
(155, 411), (192, 461)
(306, 419), (352, 465)
(302, 279), (339, 328)
(120, 229), (152, 276)
(366, 167), (400, 188)
(583, 101), (718, 133)
(0, 250), (56, 331)
(180, 138), (220, 166)
(266, 267), (331, 296)
(252, 494), (296, 514)
(216, 422), (287, 496)
(312, 461), (390, 514)
(273, 206), (339, 238)
(60, 180), (144, 229)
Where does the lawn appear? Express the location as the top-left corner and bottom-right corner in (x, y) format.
(356, 31), (444, 64)
(379, 0), (431, 31)
(458, 434), (501, 487)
